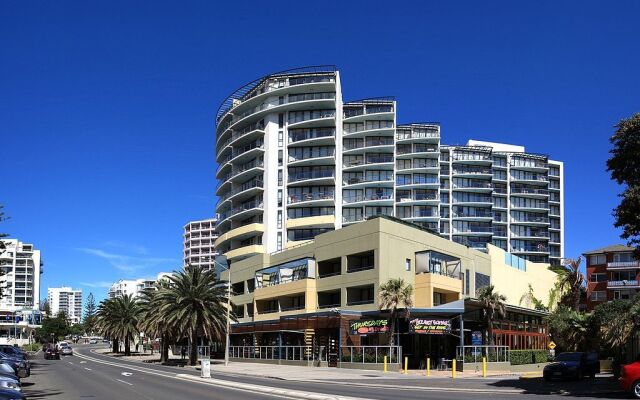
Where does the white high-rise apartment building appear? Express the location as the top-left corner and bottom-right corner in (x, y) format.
(214, 66), (564, 265)
(47, 287), (82, 324)
(0, 239), (42, 312)
(183, 218), (218, 270)
(108, 272), (172, 299)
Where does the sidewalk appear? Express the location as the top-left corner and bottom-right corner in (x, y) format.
(93, 346), (512, 381)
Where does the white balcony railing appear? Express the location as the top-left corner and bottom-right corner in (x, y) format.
(607, 261), (640, 270)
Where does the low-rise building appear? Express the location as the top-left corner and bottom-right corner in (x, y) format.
(584, 244), (640, 310)
(47, 287), (83, 324)
(108, 272), (172, 299)
(223, 216), (557, 368)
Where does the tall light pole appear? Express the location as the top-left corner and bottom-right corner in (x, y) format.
(213, 256), (231, 367)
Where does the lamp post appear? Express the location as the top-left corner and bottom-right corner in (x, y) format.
(213, 256), (231, 367)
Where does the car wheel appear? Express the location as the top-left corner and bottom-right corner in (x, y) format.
(632, 380), (640, 399)
(544, 376), (551, 382)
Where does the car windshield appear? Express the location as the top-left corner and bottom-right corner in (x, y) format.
(556, 353), (582, 361)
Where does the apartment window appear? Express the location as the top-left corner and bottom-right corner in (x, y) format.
(611, 271), (636, 281)
(343, 207), (363, 223)
(278, 170), (283, 186)
(277, 232), (283, 251)
(493, 197), (507, 208)
(277, 210), (283, 229)
(287, 207), (334, 219)
(278, 113), (284, 128)
(590, 291), (607, 302)
(613, 252), (634, 263)
(405, 258), (411, 272)
(475, 273), (490, 294)
(493, 170), (507, 180)
(433, 292), (444, 306)
(465, 269), (470, 295)
(277, 190), (283, 207)
(588, 254), (606, 265)
(589, 273), (607, 283)
(278, 150), (283, 166)
(278, 130), (284, 147)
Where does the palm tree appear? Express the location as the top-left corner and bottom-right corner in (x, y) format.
(379, 278), (413, 348)
(554, 257), (585, 311)
(156, 265), (229, 366)
(96, 294), (141, 356)
(138, 284), (174, 362)
(477, 284), (506, 345)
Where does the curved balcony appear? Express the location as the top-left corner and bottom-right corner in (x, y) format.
(286, 215), (335, 229)
(217, 180), (264, 210)
(396, 161), (439, 174)
(402, 211), (439, 221)
(395, 177), (439, 190)
(451, 211), (493, 220)
(229, 142), (265, 166)
(396, 193), (439, 205)
(342, 175), (393, 189)
(451, 197), (493, 206)
(510, 188), (549, 198)
(287, 170), (335, 186)
(342, 102), (395, 123)
(288, 128), (335, 146)
(510, 158), (549, 172)
(342, 193), (393, 206)
(218, 92), (336, 145)
(288, 111), (336, 129)
(510, 216), (550, 225)
(395, 128), (440, 144)
(217, 160), (264, 195)
(452, 167), (493, 178)
(343, 139), (394, 155)
(342, 126), (395, 139)
(396, 147), (439, 159)
(216, 122), (265, 159)
(510, 244), (549, 254)
(510, 203), (549, 212)
(287, 192), (335, 207)
(215, 223), (265, 249)
(451, 226), (493, 235)
(510, 175), (548, 185)
(342, 215), (365, 225)
(216, 66), (337, 124)
(451, 182), (493, 192)
(451, 156), (492, 165)
(225, 244), (266, 262)
(217, 201), (265, 229)
(510, 231), (549, 240)
(287, 150), (335, 167)
(342, 156), (394, 172)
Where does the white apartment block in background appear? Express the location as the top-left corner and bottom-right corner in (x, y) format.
(183, 218), (218, 270)
(47, 287), (82, 324)
(0, 239), (42, 312)
(108, 272), (172, 299)
(214, 66), (565, 265)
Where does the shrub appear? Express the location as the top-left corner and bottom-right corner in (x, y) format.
(21, 343), (41, 352)
(510, 349), (550, 365)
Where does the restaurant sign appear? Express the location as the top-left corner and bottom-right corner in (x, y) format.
(409, 318), (451, 335)
(349, 319), (389, 335)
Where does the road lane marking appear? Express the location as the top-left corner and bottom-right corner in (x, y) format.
(68, 361), (73, 364)
(80, 361), (86, 364)
(84, 367), (92, 371)
(116, 379), (133, 386)
(121, 372), (133, 377)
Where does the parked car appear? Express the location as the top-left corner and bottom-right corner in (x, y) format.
(0, 348), (26, 361)
(44, 347), (60, 360)
(0, 355), (27, 379)
(89, 339), (98, 344)
(620, 360), (640, 398)
(60, 346), (73, 356)
(0, 375), (20, 393)
(0, 387), (25, 399)
(0, 363), (18, 381)
(543, 352), (600, 380)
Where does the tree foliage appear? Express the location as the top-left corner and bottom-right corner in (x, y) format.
(607, 112), (640, 256)
(35, 311), (71, 342)
(592, 297), (640, 354)
(96, 294), (141, 356)
(379, 278), (413, 348)
(546, 306), (593, 352)
(477, 284), (507, 345)
(83, 292), (97, 335)
(551, 258), (585, 311)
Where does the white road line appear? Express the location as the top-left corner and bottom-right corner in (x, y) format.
(116, 379), (133, 386)
(68, 361), (73, 364)
(84, 367), (92, 371)
(121, 372), (133, 377)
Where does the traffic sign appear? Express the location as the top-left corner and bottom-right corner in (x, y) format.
(548, 341), (556, 350)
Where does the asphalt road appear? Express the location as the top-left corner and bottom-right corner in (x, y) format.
(19, 344), (626, 400)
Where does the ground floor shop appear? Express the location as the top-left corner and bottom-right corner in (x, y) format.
(228, 299), (548, 370)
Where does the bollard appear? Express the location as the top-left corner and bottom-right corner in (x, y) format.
(404, 357), (408, 374)
(452, 359), (456, 379)
(426, 357), (430, 377)
(384, 356), (388, 373)
(482, 357), (487, 378)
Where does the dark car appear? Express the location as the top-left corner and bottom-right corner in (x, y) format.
(0, 387), (26, 399)
(0, 355), (27, 379)
(0, 347), (26, 361)
(544, 352), (600, 380)
(44, 347), (60, 360)
(620, 360), (640, 399)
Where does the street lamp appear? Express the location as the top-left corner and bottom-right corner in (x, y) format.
(212, 255), (231, 367)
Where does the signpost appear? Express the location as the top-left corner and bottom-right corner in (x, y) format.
(409, 318), (452, 335)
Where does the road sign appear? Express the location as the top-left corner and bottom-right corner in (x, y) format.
(548, 341), (556, 350)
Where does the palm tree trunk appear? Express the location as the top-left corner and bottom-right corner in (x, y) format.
(124, 336), (131, 356)
(162, 339), (169, 363)
(112, 339), (119, 353)
(487, 322), (494, 346)
(189, 331), (198, 366)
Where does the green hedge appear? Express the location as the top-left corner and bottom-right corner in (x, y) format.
(21, 343), (41, 352)
(510, 350), (550, 365)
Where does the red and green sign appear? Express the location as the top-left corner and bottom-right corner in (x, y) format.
(349, 319), (389, 335)
(409, 318), (451, 335)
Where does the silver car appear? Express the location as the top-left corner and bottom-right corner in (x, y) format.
(60, 346), (73, 356)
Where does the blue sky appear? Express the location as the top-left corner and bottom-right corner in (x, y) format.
(1, 1), (639, 305)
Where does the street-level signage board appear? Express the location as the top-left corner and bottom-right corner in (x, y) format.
(409, 318), (451, 335)
(349, 319), (389, 335)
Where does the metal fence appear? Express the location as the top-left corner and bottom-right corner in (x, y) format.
(229, 345), (327, 362)
(340, 346), (402, 364)
(456, 345), (510, 363)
